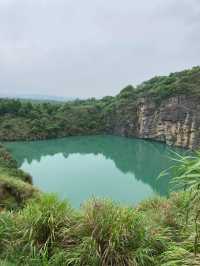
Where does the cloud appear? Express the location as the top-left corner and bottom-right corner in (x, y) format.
(0, 0), (199, 98)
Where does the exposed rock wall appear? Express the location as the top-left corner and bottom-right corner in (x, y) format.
(108, 95), (200, 149)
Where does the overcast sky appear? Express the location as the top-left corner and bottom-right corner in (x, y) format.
(0, 0), (200, 98)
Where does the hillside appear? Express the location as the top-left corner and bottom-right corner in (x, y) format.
(0, 66), (200, 148)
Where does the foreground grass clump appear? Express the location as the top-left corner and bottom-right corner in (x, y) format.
(0, 192), (199, 266)
(9, 195), (76, 266)
(0, 196), (155, 265)
(61, 199), (155, 265)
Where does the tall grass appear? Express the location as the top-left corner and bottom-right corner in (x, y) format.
(58, 199), (159, 265)
(72, 199), (151, 265)
(16, 194), (75, 256)
(0, 196), (171, 265)
(170, 151), (200, 255)
(0, 212), (14, 257)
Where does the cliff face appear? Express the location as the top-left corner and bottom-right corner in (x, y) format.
(107, 95), (200, 149)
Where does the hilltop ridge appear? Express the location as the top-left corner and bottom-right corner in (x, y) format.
(0, 66), (200, 148)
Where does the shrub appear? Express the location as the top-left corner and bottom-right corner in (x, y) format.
(15, 194), (75, 256)
(61, 199), (156, 265)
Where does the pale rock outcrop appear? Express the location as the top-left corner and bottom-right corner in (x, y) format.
(109, 95), (200, 149)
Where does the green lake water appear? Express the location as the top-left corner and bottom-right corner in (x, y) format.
(5, 135), (186, 207)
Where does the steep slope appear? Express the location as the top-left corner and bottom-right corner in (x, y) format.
(104, 66), (200, 148)
(106, 95), (200, 149)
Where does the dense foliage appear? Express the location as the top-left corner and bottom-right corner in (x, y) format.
(136, 66), (200, 103)
(0, 66), (200, 141)
(104, 65), (200, 109)
(0, 98), (106, 140)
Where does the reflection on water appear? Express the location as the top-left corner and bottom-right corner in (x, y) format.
(5, 135), (186, 207)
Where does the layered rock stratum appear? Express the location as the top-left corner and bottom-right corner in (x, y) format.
(108, 95), (200, 149)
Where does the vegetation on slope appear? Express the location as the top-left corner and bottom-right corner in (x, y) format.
(0, 98), (105, 140)
(102, 66), (200, 131)
(0, 66), (200, 141)
(136, 66), (200, 103)
(104, 65), (200, 112)
(0, 145), (39, 210)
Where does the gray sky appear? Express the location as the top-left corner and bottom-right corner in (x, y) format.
(0, 0), (200, 98)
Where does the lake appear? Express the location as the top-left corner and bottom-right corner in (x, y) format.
(5, 135), (185, 207)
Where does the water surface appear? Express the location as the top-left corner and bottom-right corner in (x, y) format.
(5, 136), (185, 207)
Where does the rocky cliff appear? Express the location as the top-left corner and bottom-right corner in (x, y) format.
(107, 95), (200, 149)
